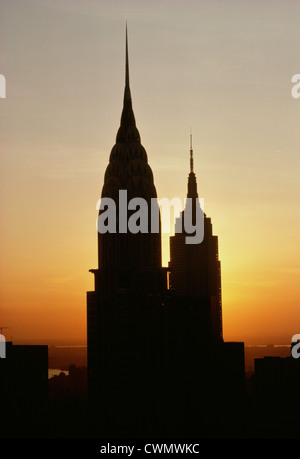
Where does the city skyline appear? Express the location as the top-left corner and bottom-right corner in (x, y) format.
(0, 0), (300, 346)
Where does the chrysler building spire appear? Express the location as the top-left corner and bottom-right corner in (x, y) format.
(125, 24), (130, 91)
(117, 25), (139, 142)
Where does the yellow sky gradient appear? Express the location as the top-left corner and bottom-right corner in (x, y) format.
(0, 0), (299, 345)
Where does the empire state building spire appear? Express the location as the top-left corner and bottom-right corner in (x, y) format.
(190, 132), (194, 173)
(187, 133), (198, 199)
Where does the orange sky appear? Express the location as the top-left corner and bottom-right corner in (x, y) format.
(0, 0), (299, 346)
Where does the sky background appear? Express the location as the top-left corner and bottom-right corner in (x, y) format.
(0, 0), (299, 345)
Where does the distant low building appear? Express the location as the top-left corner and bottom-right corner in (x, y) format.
(253, 355), (300, 398)
(0, 342), (48, 437)
(251, 355), (300, 433)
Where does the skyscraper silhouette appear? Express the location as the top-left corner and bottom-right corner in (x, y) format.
(168, 135), (222, 343)
(87, 28), (168, 438)
(87, 29), (245, 439)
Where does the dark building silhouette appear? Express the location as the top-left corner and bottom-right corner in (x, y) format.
(0, 342), (48, 438)
(87, 29), (245, 439)
(87, 29), (168, 438)
(47, 364), (87, 438)
(245, 355), (300, 437)
(161, 141), (245, 436)
(253, 355), (300, 408)
(168, 136), (222, 343)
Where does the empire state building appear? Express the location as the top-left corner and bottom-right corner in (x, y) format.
(168, 135), (223, 343)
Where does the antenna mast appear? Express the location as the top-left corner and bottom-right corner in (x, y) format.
(190, 129), (194, 173)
